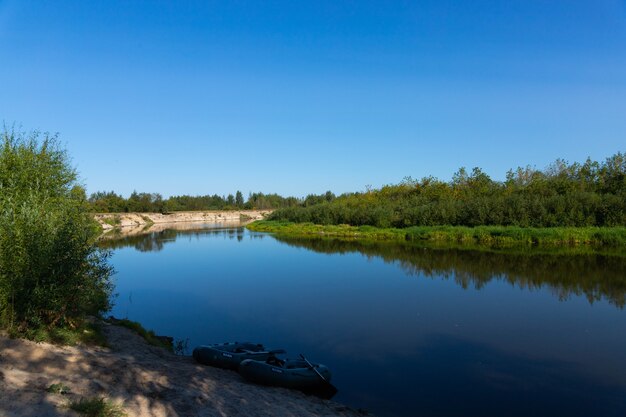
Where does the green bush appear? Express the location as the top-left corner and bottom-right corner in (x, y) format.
(0, 128), (113, 333)
(268, 154), (626, 228)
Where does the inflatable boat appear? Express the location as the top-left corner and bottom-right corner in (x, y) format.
(238, 356), (332, 390)
(193, 342), (286, 370)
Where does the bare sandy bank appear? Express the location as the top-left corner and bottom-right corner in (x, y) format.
(0, 324), (370, 417)
(95, 211), (272, 231)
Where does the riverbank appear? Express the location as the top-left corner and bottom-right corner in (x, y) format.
(95, 210), (272, 232)
(0, 323), (368, 417)
(246, 221), (626, 248)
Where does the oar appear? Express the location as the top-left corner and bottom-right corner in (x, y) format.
(299, 354), (338, 398)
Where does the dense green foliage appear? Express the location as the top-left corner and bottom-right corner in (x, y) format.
(88, 190), (329, 212)
(14, 320), (109, 346)
(248, 221), (626, 247)
(269, 154), (626, 228)
(0, 128), (113, 334)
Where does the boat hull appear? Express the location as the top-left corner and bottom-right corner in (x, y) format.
(239, 358), (332, 390)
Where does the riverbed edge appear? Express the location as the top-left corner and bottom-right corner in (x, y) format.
(246, 220), (626, 248)
(0, 320), (371, 417)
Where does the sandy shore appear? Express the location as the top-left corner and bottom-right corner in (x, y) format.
(0, 324), (370, 417)
(95, 211), (272, 232)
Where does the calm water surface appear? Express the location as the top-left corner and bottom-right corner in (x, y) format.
(101, 224), (626, 417)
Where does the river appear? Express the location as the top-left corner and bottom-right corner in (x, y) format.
(100, 223), (626, 417)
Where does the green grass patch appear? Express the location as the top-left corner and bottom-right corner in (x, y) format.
(69, 397), (127, 417)
(47, 383), (71, 395)
(9, 320), (108, 347)
(404, 225), (626, 247)
(108, 318), (173, 352)
(247, 221), (626, 248)
(101, 215), (122, 227)
(139, 215), (154, 226)
(247, 220), (405, 241)
(240, 213), (254, 221)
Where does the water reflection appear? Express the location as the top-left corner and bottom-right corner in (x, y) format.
(99, 223), (252, 252)
(273, 236), (626, 309)
(102, 228), (626, 308)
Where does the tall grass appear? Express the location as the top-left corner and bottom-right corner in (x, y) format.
(109, 318), (173, 351)
(247, 221), (626, 248)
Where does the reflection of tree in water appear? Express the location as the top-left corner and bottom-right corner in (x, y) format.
(98, 227), (250, 252)
(275, 236), (626, 308)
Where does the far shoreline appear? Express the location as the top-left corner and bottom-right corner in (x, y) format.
(246, 220), (626, 249)
(94, 210), (273, 233)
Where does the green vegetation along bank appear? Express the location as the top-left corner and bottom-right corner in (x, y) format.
(0, 127), (113, 341)
(247, 221), (626, 248)
(269, 153), (625, 228)
(90, 154), (625, 230)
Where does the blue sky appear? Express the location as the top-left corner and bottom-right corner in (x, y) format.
(1, 1), (625, 198)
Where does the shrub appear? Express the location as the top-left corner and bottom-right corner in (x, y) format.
(0, 127), (113, 333)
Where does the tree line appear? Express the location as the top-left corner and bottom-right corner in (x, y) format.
(1, 123), (623, 342)
(88, 190), (337, 213)
(269, 154), (626, 228)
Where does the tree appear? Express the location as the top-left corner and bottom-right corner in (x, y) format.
(0, 128), (113, 333)
(235, 190), (244, 208)
(88, 191), (127, 212)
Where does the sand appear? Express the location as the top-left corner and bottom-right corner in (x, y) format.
(0, 323), (370, 417)
(95, 211), (272, 231)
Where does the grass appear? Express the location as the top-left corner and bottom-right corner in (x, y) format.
(69, 397), (127, 417)
(247, 220), (626, 248)
(108, 318), (173, 352)
(404, 225), (626, 247)
(9, 320), (109, 347)
(101, 215), (121, 228)
(240, 213), (254, 221)
(248, 221), (405, 240)
(47, 383), (71, 395)
(139, 215), (155, 226)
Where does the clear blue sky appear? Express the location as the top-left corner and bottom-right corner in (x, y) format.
(1, 1), (625, 198)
